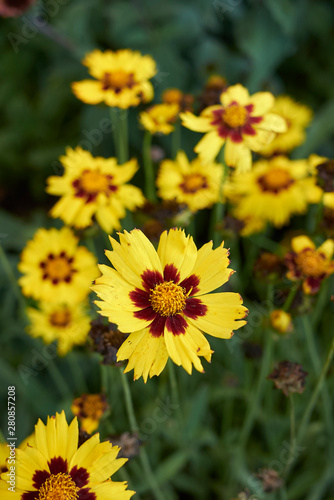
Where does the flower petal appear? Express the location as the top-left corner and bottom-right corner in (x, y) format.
(157, 228), (197, 283)
(291, 235), (315, 253)
(195, 131), (224, 164)
(224, 140), (252, 172)
(180, 111), (213, 132)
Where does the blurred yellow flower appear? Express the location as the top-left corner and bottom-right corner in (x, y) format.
(18, 227), (98, 303)
(260, 96), (313, 156)
(139, 103), (179, 135)
(47, 147), (145, 233)
(285, 235), (334, 294)
(26, 301), (92, 356)
(93, 228), (247, 382)
(72, 49), (156, 109)
(270, 309), (293, 334)
(180, 84), (286, 172)
(71, 393), (108, 434)
(156, 151), (223, 212)
(225, 156), (322, 227)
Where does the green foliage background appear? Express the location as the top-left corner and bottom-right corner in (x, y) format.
(1, 1), (334, 499)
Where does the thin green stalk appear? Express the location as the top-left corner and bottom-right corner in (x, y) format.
(46, 357), (72, 401)
(168, 360), (183, 429)
(284, 394), (296, 474)
(282, 283), (299, 312)
(143, 130), (157, 202)
(171, 120), (181, 158)
(210, 147), (226, 247)
(285, 335), (334, 478)
(118, 108), (129, 164)
(119, 369), (166, 500)
(239, 331), (273, 448)
(302, 315), (333, 435)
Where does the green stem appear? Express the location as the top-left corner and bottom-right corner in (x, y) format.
(210, 148), (226, 247)
(119, 369), (166, 500)
(143, 131), (157, 203)
(285, 335), (334, 478)
(282, 283), (299, 312)
(171, 120), (181, 158)
(239, 331), (273, 448)
(285, 394), (296, 473)
(302, 315), (333, 435)
(110, 108), (129, 164)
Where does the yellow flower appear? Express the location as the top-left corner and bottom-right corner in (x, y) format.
(225, 156), (322, 227)
(270, 309), (293, 334)
(18, 227), (98, 303)
(93, 228), (247, 382)
(71, 394), (108, 434)
(259, 96), (313, 156)
(72, 49), (156, 109)
(162, 88), (194, 112)
(0, 411), (134, 500)
(139, 103), (179, 135)
(47, 147), (145, 233)
(285, 235), (334, 294)
(26, 302), (92, 356)
(180, 84), (287, 172)
(156, 150), (223, 211)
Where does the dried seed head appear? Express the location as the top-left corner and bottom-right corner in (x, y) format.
(268, 360), (308, 396)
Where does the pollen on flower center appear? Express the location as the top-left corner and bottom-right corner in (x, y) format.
(150, 281), (186, 317)
(223, 104), (248, 128)
(180, 173), (208, 193)
(258, 168), (294, 193)
(296, 249), (326, 277)
(38, 472), (79, 500)
(40, 253), (74, 283)
(49, 309), (72, 327)
(81, 170), (110, 194)
(102, 71), (134, 91)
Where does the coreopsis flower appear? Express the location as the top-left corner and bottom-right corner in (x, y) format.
(285, 235), (334, 294)
(71, 394), (108, 434)
(224, 156), (322, 227)
(268, 361), (308, 396)
(156, 151), (223, 212)
(0, 411), (134, 500)
(72, 49), (156, 109)
(26, 302), (92, 355)
(47, 147), (145, 233)
(259, 96), (313, 156)
(270, 309), (293, 334)
(18, 227), (98, 303)
(139, 103), (179, 135)
(93, 228), (247, 382)
(162, 88), (194, 112)
(180, 84), (287, 172)
(0, 0), (35, 17)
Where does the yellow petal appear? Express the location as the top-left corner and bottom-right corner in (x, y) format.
(291, 235), (315, 253)
(248, 92), (275, 115)
(224, 140), (252, 172)
(195, 131), (224, 164)
(258, 113), (288, 133)
(221, 84), (250, 106)
(71, 80), (106, 104)
(318, 239), (334, 259)
(191, 242), (232, 295)
(180, 111), (213, 132)
(157, 228), (197, 282)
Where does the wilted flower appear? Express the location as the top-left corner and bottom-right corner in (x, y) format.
(89, 317), (128, 366)
(108, 433), (140, 460)
(268, 361), (308, 396)
(255, 468), (284, 492)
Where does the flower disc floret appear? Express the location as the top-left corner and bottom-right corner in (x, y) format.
(222, 104), (248, 128)
(38, 472), (79, 500)
(150, 281), (186, 316)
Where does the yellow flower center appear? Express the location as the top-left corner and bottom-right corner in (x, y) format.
(45, 257), (72, 281)
(49, 309), (72, 328)
(150, 281), (186, 316)
(181, 173), (208, 193)
(81, 170), (109, 194)
(223, 104), (247, 128)
(102, 71), (134, 91)
(295, 249), (327, 277)
(38, 473), (79, 500)
(162, 88), (183, 105)
(258, 168), (294, 193)
(82, 394), (106, 419)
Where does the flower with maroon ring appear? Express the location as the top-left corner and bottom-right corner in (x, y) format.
(0, 410), (134, 500)
(93, 228), (247, 382)
(285, 235), (334, 295)
(180, 84), (287, 172)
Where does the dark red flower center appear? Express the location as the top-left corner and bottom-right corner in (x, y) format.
(72, 169), (117, 204)
(257, 167), (295, 194)
(129, 264), (207, 337)
(39, 252), (76, 285)
(210, 101), (262, 143)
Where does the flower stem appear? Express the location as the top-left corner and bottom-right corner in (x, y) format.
(285, 334), (334, 478)
(119, 369), (166, 500)
(171, 120), (181, 158)
(282, 283), (299, 312)
(284, 394), (296, 473)
(143, 131), (157, 203)
(210, 148), (226, 247)
(110, 108), (129, 164)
